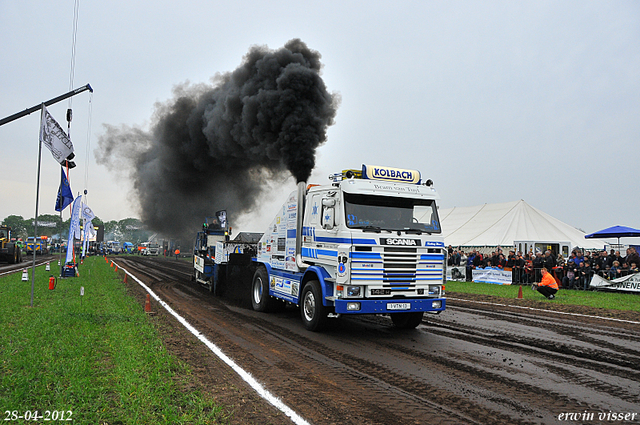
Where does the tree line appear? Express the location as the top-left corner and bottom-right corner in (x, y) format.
(1, 215), (153, 244)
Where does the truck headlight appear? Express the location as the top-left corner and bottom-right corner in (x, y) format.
(346, 286), (361, 297)
(431, 300), (442, 309)
(429, 285), (441, 295)
(347, 302), (361, 311)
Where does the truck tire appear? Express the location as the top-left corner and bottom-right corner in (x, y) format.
(300, 280), (328, 332)
(214, 266), (227, 297)
(251, 267), (272, 312)
(391, 312), (424, 329)
(8, 245), (17, 264)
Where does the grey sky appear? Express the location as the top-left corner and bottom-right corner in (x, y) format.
(1, 1), (638, 239)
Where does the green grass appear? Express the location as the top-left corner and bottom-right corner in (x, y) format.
(0, 256), (224, 424)
(445, 280), (640, 312)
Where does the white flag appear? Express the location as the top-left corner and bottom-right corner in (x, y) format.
(82, 218), (96, 258)
(65, 195), (82, 264)
(39, 105), (75, 168)
(82, 203), (95, 221)
(84, 219), (97, 239)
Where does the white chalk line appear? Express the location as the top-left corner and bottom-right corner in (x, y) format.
(447, 297), (640, 325)
(112, 261), (309, 425)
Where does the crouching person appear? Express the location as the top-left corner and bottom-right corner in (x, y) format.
(533, 267), (559, 300)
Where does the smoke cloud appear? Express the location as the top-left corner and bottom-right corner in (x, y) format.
(96, 39), (339, 241)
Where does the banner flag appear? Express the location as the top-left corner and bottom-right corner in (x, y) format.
(589, 273), (640, 293)
(39, 105), (76, 168)
(55, 168), (74, 212)
(84, 220), (97, 239)
(81, 203), (95, 221)
(81, 217), (96, 258)
(65, 195), (82, 264)
(82, 220), (88, 258)
(472, 267), (513, 285)
(216, 210), (227, 229)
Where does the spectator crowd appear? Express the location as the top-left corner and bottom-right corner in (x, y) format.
(447, 245), (640, 290)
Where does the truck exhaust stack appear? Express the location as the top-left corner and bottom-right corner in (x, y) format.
(295, 181), (310, 270)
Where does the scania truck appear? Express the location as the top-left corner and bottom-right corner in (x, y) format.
(195, 165), (447, 331)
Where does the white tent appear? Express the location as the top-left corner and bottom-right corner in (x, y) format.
(438, 200), (606, 251)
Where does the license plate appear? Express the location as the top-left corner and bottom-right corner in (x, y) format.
(387, 302), (411, 311)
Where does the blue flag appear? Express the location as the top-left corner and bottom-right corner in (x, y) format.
(55, 168), (73, 212)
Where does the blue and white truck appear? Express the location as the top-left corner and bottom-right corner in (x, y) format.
(194, 165), (447, 331)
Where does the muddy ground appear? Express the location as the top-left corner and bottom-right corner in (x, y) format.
(115, 256), (640, 425)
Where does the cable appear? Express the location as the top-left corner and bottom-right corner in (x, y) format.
(84, 92), (93, 199)
(68, 0), (80, 107)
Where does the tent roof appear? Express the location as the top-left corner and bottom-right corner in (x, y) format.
(439, 200), (606, 250)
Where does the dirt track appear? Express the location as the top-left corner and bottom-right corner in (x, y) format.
(114, 256), (640, 425)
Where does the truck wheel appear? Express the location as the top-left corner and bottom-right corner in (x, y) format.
(391, 312), (424, 329)
(214, 266), (227, 297)
(251, 267), (271, 312)
(300, 280), (328, 332)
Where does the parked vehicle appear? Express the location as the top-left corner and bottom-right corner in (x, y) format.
(25, 236), (49, 255)
(105, 241), (121, 255)
(141, 242), (159, 256)
(0, 225), (22, 263)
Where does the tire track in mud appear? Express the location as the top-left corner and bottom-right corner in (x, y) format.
(117, 256), (640, 425)
(426, 306), (640, 380)
(119, 257), (511, 424)
(239, 316), (505, 425)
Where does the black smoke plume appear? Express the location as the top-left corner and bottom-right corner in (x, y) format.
(96, 39), (339, 241)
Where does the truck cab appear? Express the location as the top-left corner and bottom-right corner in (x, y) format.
(193, 214), (229, 293)
(254, 165), (447, 331)
(25, 236), (48, 255)
(0, 225), (22, 264)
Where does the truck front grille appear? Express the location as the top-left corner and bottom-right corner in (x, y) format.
(351, 246), (444, 285)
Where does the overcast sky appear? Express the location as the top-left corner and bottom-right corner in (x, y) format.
(1, 1), (638, 239)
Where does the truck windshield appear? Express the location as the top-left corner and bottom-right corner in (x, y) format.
(344, 193), (441, 233)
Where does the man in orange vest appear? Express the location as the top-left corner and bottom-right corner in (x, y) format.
(533, 267), (559, 299)
(174, 248), (180, 260)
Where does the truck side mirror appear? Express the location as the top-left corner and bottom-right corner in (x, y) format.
(322, 207), (335, 230)
(322, 198), (336, 207)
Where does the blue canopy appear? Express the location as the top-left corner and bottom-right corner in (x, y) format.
(585, 225), (640, 248)
(585, 225), (640, 239)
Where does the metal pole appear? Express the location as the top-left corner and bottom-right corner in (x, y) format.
(0, 84), (93, 127)
(59, 210), (63, 276)
(30, 105), (44, 307)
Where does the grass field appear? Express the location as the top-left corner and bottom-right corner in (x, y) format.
(0, 257), (223, 424)
(445, 280), (640, 312)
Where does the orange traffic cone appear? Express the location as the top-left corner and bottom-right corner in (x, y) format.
(115, 264), (118, 272)
(517, 285), (523, 299)
(105, 256), (108, 263)
(144, 293), (151, 313)
(110, 261), (114, 268)
(124, 273), (128, 283)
